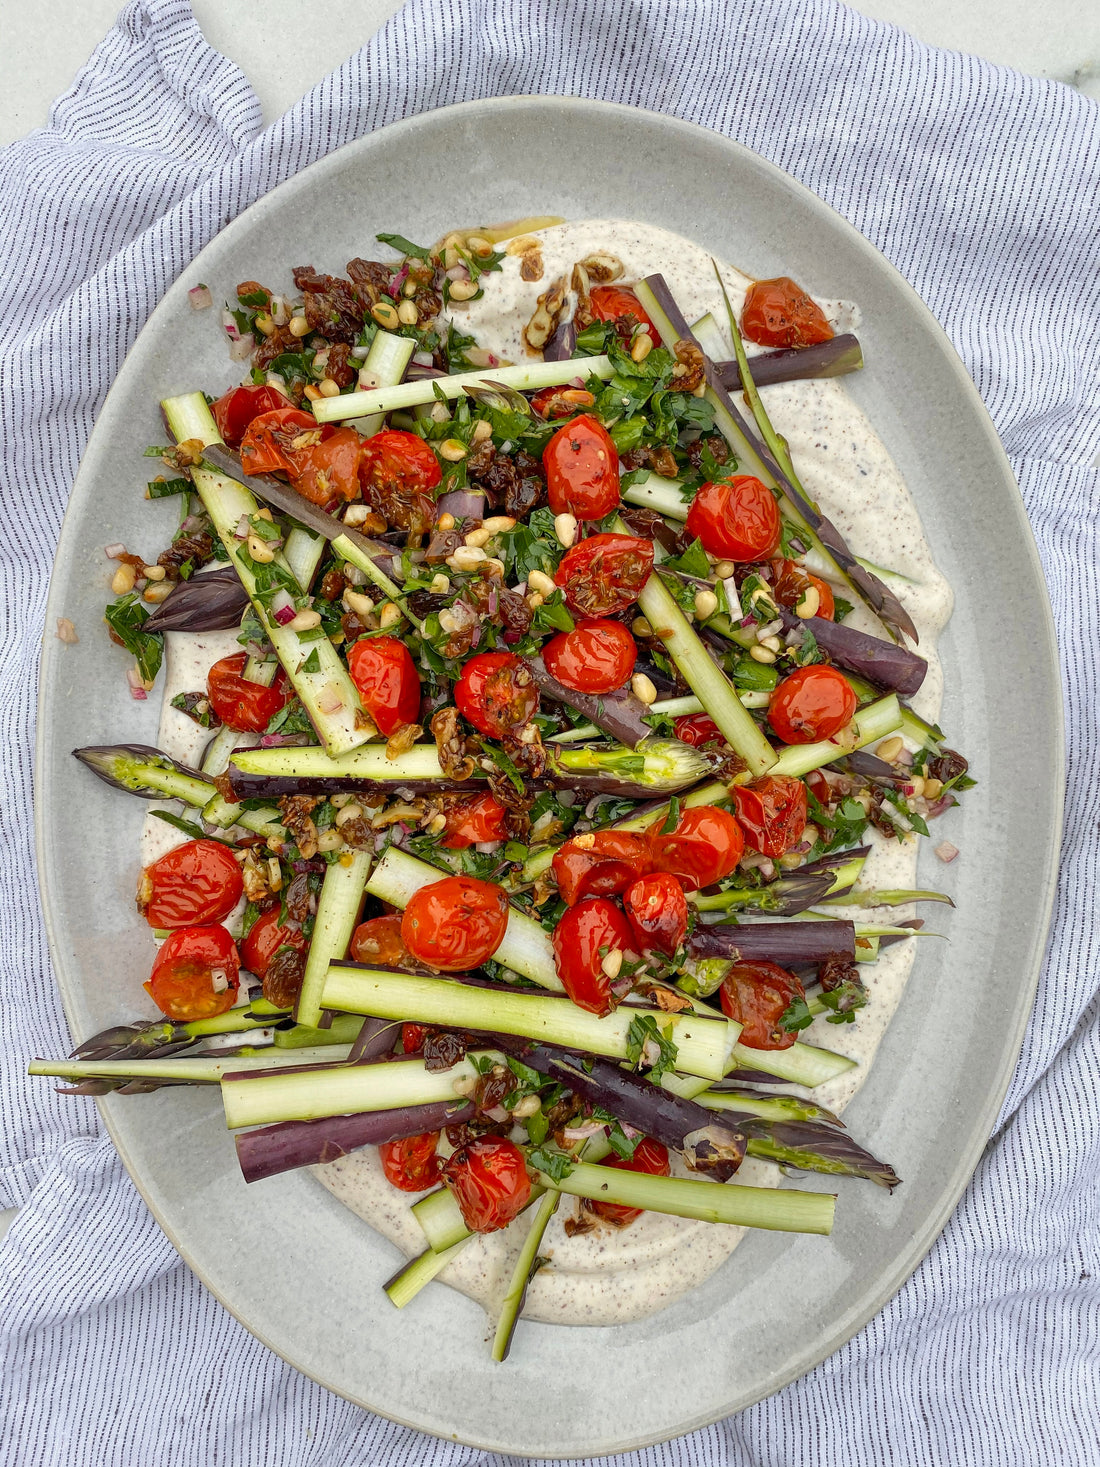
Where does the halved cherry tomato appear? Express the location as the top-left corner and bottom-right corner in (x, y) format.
(741, 277), (834, 349)
(440, 793), (509, 849)
(552, 897), (637, 1015)
(239, 905), (307, 979)
(443, 1135), (532, 1233)
(542, 415), (620, 520)
(542, 619), (636, 695)
(401, 875), (509, 971)
(768, 665), (857, 744)
(292, 425), (362, 504)
(206, 652), (291, 733)
(552, 830), (651, 907)
(770, 558), (835, 620)
(685, 477), (781, 562)
(623, 872), (688, 956)
(586, 1136), (670, 1225)
(732, 775), (808, 858)
(350, 913), (414, 967)
(553, 533), (654, 618)
(379, 1131), (443, 1192)
(239, 407), (319, 476)
(672, 712), (725, 748)
(346, 635), (421, 736)
(211, 384), (290, 448)
(454, 651), (538, 738)
(358, 429), (441, 535)
(719, 959), (805, 1049)
(144, 925), (240, 1021)
(648, 806), (744, 892)
(589, 285), (657, 337)
(137, 839), (243, 930)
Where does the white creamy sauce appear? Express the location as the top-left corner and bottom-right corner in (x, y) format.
(149, 220), (953, 1327)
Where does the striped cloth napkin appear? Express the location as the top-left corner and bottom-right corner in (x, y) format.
(1, 1), (1097, 1462)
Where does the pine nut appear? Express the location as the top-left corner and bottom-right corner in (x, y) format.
(761, 635), (784, 653)
(247, 533), (276, 564)
(601, 948), (623, 980)
(778, 852), (804, 870)
(397, 300), (419, 325)
(287, 608), (322, 631)
(749, 644), (777, 664)
(335, 803), (363, 826)
(714, 560), (736, 579)
(794, 585), (821, 618)
(289, 315), (311, 337)
(694, 589), (719, 620)
(142, 583), (173, 604)
(110, 563), (136, 595)
(449, 279), (479, 302)
(255, 507), (274, 522)
(429, 573), (451, 594)
(343, 590), (375, 618)
(267, 857), (283, 891)
(448, 545), (487, 572)
(526, 592), (545, 609)
(372, 301), (400, 329)
(253, 313), (275, 337)
(331, 793), (357, 808)
(922, 777), (944, 800)
(875, 736), (904, 764)
(378, 602), (402, 629)
(631, 330), (653, 363)
(472, 419), (493, 442)
(527, 569), (556, 596)
(631, 673), (658, 705)
(315, 828), (345, 852)
(482, 515), (516, 535)
(464, 526), (493, 549)
(485, 558), (505, 578)
(427, 812), (448, 835)
(554, 512), (578, 547)
(403, 278), (419, 298)
(318, 378), (341, 398)
(632, 616), (653, 637)
(750, 586), (779, 615)
(303, 384), (322, 402)
(512, 1094), (542, 1119)
(436, 511), (456, 532)
(907, 775), (926, 798)
(803, 824), (821, 847)
(466, 235), (494, 257)
(142, 564), (167, 582)
(442, 246), (462, 270)
(439, 439), (467, 462)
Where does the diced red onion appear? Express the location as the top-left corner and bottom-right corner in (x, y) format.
(503, 630), (522, 644)
(344, 564), (367, 586)
(584, 794), (607, 819)
(221, 308), (240, 340)
(126, 668), (148, 700)
(925, 796), (955, 820)
(562, 1121), (605, 1142)
(483, 1105), (510, 1124)
(474, 840), (501, 855)
(104, 543), (127, 559)
(270, 589), (297, 625)
(269, 295), (289, 327)
(188, 285), (213, 311)
(313, 347), (330, 371)
(388, 265), (410, 298)
(756, 618), (782, 639)
(486, 587), (498, 617)
(445, 265), (471, 282)
(935, 840), (959, 863)
(229, 334), (255, 362)
(55, 617), (78, 644)
(350, 345), (371, 362)
(234, 514), (250, 540)
(412, 351), (434, 367)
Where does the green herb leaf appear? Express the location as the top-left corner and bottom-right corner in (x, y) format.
(527, 1146), (576, 1183)
(624, 1014), (679, 1081)
(104, 593), (163, 684)
(375, 232), (432, 262)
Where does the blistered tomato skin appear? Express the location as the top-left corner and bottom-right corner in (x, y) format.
(552, 898), (637, 1016)
(719, 959), (805, 1049)
(672, 712), (725, 748)
(587, 1136), (671, 1226)
(346, 635), (421, 736)
(443, 1136), (532, 1233)
(378, 1131), (443, 1192)
(211, 384), (289, 447)
(138, 839), (243, 929)
(542, 619), (636, 695)
(768, 665), (858, 744)
(543, 415), (620, 520)
(357, 430), (441, 535)
(239, 905), (307, 978)
(741, 277), (834, 349)
(589, 285), (658, 336)
(440, 793), (509, 849)
(770, 558), (836, 621)
(144, 925), (240, 1022)
(350, 913), (415, 968)
(553, 533), (654, 618)
(552, 830), (652, 907)
(401, 875), (509, 971)
(685, 477), (782, 562)
(239, 407), (318, 476)
(648, 806), (745, 892)
(732, 775), (809, 858)
(623, 873), (689, 956)
(454, 652), (538, 737)
(292, 425), (362, 504)
(206, 652), (291, 733)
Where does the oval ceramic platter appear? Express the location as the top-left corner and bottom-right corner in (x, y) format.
(36, 97), (1062, 1456)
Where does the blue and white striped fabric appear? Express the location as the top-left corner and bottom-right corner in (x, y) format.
(2, 1), (1097, 1461)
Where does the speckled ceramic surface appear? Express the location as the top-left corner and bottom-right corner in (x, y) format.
(36, 97), (1062, 1456)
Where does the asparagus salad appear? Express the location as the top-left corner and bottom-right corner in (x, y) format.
(38, 218), (973, 1355)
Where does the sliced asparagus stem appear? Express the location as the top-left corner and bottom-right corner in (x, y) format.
(320, 966), (739, 1081)
(622, 471), (689, 521)
(819, 886), (955, 909)
(294, 850), (372, 1028)
(769, 695), (901, 780)
(683, 1085), (842, 1125)
(30, 1049), (350, 1086)
(715, 333), (865, 392)
(311, 355), (616, 424)
(367, 847), (562, 992)
(282, 527), (326, 592)
(384, 1238), (471, 1309)
(161, 393), (371, 757)
(727, 1038), (856, 1088)
(491, 1189), (561, 1361)
(351, 330), (417, 437)
(272, 1013), (367, 1048)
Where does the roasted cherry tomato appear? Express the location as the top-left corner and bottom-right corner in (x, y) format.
(292, 425), (362, 504)
(552, 830), (651, 907)
(440, 793), (509, 849)
(623, 872), (688, 957)
(379, 1131), (443, 1192)
(211, 384), (290, 448)
(358, 429), (441, 535)
(553, 533), (654, 618)
(206, 652), (291, 733)
(586, 1136), (671, 1226)
(239, 905), (307, 979)
(346, 634), (421, 736)
(137, 839), (243, 930)
(542, 619), (636, 695)
(769, 558), (836, 620)
(454, 651), (538, 737)
(401, 1022), (431, 1054)
(530, 385), (588, 420)
(741, 277), (834, 349)
(239, 407), (319, 476)
(552, 897), (637, 1016)
(648, 806), (744, 892)
(719, 960), (805, 1049)
(768, 665), (857, 744)
(442, 1135), (532, 1233)
(350, 913), (415, 968)
(542, 414), (620, 520)
(685, 476), (781, 562)
(144, 925), (240, 1021)
(672, 712), (725, 748)
(589, 285), (657, 337)
(401, 875), (509, 971)
(732, 775), (808, 858)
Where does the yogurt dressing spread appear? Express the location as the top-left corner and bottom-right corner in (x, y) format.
(147, 220), (953, 1327)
